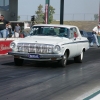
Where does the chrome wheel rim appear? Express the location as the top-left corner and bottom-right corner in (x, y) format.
(63, 54), (67, 65)
(81, 52), (83, 60)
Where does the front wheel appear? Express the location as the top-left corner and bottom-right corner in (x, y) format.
(14, 58), (24, 66)
(59, 52), (67, 67)
(74, 51), (83, 63)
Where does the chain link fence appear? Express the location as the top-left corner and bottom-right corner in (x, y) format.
(18, 13), (97, 21)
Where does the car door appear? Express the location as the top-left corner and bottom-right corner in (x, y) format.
(72, 27), (83, 55)
(68, 28), (78, 58)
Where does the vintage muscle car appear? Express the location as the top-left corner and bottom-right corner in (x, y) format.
(8, 24), (89, 67)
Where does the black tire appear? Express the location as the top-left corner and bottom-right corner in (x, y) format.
(74, 52), (83, 63)
(59, 52), (67, 67)
(14, 58), (24, 66)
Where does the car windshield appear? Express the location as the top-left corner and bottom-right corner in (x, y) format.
(29, 26), (70, 38)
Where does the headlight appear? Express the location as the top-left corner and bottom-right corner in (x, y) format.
(54, 45), (61, 53)
(10, 42), (16, 49)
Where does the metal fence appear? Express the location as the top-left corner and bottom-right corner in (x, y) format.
(18, 13), (98, 21)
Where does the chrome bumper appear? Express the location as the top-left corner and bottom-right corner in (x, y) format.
(8, 51), (63, 61)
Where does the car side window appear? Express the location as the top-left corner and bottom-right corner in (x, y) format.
(69, 28), (74, 38)
(73, 27), (78, 36)
(69, 27), (78, 38)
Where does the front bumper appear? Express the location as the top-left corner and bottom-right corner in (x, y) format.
(8, 51), (63, 61)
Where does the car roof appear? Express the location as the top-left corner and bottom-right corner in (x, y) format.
(33, 24), (77, 29)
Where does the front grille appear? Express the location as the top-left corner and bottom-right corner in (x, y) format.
(17, 43), (54, 54)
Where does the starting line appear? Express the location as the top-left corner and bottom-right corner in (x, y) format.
(83, 90), (100, 100)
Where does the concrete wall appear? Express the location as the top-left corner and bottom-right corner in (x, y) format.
(0, 0), (18, 21)
(9, 0), (18, 21)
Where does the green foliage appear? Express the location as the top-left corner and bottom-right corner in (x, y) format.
(35, 4), (44, 23)
(94, 14), (99, 21)
(48, 5), (55, 23)
(35, 4), (55, 24)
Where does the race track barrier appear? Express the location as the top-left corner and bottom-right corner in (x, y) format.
(0, 38), (20, 55)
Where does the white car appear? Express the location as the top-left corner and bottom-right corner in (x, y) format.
(8, 24), (89, 67)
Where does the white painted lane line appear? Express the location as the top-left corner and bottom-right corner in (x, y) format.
(90, 94), (100, 100)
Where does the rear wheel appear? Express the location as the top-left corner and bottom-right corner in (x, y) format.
(59, 52), (67, 67)
(74, 51), (83, 63)
(14, 58), (24, 66)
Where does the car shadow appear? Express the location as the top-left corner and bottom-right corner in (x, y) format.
(1, 59), (76, 68)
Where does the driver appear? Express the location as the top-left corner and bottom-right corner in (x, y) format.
(49, 29), (56, 35)
(59, 28), (67, 37)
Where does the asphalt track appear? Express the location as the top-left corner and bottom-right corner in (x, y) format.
(0, 47), (100, 100)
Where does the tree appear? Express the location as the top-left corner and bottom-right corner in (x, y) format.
(48, 5), (55, 23)
(35, 4), (55, 23)
(94, 14), (99, 21)
(35, 4), (44, 23)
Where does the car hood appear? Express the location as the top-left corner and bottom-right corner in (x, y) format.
(16, 36), (69, 45)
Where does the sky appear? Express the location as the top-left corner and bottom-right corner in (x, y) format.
(18, 0), (100, 21)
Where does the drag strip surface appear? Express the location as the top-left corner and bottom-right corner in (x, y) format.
(0, 48), (100, 100)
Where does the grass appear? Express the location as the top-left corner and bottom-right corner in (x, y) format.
(52, 21), (99, 31)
